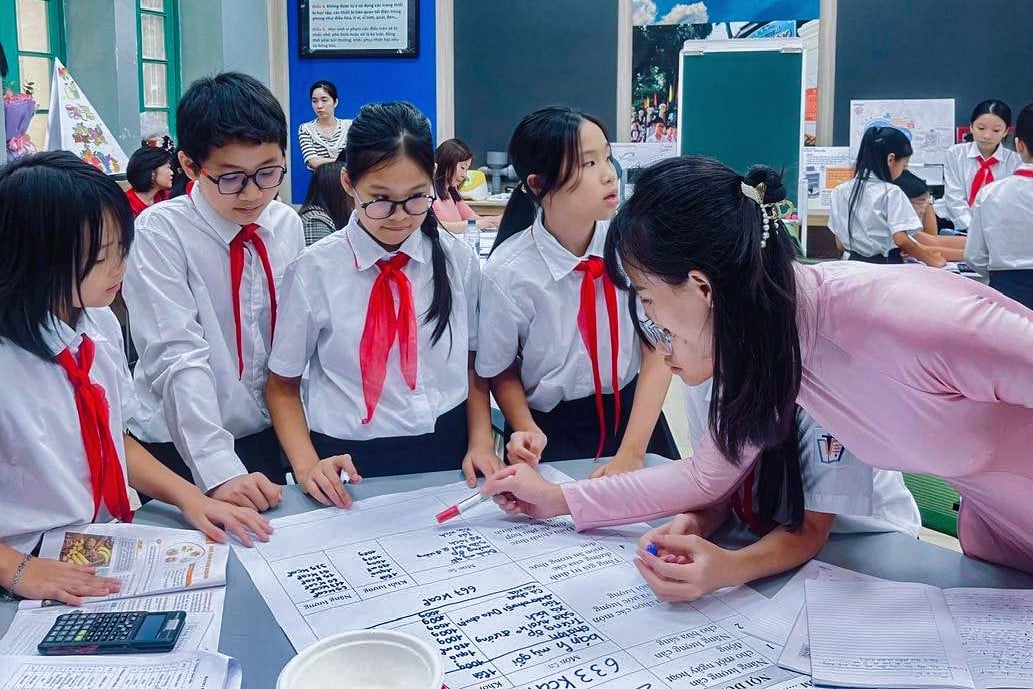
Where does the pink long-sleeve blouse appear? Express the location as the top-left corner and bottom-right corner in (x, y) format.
(561, 261), (1033, 573)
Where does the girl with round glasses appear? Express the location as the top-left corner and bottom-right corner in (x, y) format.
(265, 101), (500, 507)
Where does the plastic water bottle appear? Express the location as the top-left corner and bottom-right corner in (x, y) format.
(464, 219), (481, 256)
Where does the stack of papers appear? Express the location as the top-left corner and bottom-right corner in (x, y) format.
(805, 580), (1033, 689)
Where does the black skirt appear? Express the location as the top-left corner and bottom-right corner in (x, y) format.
(505, 376), (679, 462)
(989, 270), (1033, 310)
(848, 248), (903, 264)
(310, 402), (469, 477)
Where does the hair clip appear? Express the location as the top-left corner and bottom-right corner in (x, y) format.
(740, 180), (764, 205)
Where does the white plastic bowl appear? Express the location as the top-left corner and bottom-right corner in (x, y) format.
(277, 629), (444, 689)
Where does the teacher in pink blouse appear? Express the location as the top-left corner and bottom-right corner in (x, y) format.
(432, 138), (497, 234)
(484, 155), (1033, 582)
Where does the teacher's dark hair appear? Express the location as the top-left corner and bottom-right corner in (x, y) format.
(604, 155), (804, 530)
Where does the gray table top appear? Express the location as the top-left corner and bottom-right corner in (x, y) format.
(4, 456), (1032, 689)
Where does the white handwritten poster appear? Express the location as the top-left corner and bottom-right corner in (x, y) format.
(235, 467), (806, 689)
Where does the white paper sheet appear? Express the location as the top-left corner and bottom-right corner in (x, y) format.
(0, 650), (240, 689)
(0, 588), (225, 656)
(745, 560), (877, 647)
(944, 588), (1033, 689)
(805, 579), (974, 689)
(235, 465), (810, 689)
(21, 523), (228, 610)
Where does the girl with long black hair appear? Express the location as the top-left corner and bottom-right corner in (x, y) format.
(266, 102), (500, 507)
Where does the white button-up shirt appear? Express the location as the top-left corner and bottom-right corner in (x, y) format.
(476, 215), (641, 412)
(123, 187), (304, 491)
(0, 309), (135, 553)
(964, 163), (1033, 279)
(829, 178), (920, 258)
(682, 381), (921, 537)
(943, 142), (1021, 231)
(268, 215), (479, 439)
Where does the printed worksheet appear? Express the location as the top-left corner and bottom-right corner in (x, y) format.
(0, 650), (240, 689)
(235, 466), (808, 689)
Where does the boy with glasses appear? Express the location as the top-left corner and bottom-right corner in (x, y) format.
(123, 72), (304, 512)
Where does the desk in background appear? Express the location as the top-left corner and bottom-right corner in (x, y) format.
(466, 196), (509, 218)
(4, 456), (1032, 689)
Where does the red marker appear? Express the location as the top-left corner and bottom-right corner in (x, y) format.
(436, 492), (489, 524)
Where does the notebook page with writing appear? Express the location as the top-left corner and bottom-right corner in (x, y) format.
(943, 588), (1033, 689)
(805, 579), (974, 689)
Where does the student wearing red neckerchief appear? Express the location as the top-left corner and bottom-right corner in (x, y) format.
(965, 102), (1033, 309)
(944, 99), (1021, 233)
(266, 102), (501, 509)
(0, 152), (271, 606)
(477, 107), (678, 475)
(123, 73), (304, 513)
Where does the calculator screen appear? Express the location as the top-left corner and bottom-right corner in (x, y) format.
(137, 614), (165, 641)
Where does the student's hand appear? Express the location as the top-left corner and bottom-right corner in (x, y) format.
(482, 464), (569, 519)
(506, 430), (547, 466)
(590, 449), (644, 478)
(9, 557), (122, 606)
(297, 455), (362, 509)
(210, 473), (283, 512)
(462, 444), (503, 488)
(477, 217), (498, 230)
(633, 534), (734, 602)
(180, 495), (273, 548)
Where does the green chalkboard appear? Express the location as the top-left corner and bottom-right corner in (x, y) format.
(678, 40), (804, 207)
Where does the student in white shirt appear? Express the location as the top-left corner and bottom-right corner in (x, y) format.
(829, 126), (945, 266)
(123, 73), (304, 512)
(944, 100), (1020, 232)
(0, 153), (271, 605)
(965, 102), (1033, 308)
(478, 107), (677, 474)
(655, 380), (920, 599)
(266, 102), (500, 508)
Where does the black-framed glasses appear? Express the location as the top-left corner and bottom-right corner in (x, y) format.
(638, 316), (673, 354)
(201, 165), (287, 195)
(355, 191), (434, 220)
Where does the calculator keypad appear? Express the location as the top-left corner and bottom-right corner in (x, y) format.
(46, 612), (144, 644)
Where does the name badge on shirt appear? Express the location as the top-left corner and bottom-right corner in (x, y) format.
(816, 429), (845, 464)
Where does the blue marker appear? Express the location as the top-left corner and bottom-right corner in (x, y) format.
(646, 543), (659, 556)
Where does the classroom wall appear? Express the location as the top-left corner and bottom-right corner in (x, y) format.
(63, 0), (141, 151)
(832, 0), (1033, 145)
(285, 0), (437, 204)
(452, 0), (619, 170)
(179, 0), (272, 88)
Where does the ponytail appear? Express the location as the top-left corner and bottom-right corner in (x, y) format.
(490, 184), (537, 254)
(847, 126), (912, 244)
(420, 207), (453, 346)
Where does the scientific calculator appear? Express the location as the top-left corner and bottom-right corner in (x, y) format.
(37, 610), (186, 655)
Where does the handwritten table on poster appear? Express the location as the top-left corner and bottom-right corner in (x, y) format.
(233, 466), (807, 689)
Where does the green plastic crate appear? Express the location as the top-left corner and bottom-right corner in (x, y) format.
(903, 474), (960, 537)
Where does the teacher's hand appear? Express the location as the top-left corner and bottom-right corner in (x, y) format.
(634, 533), (734, 602)
(481, 464), (569, 520)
